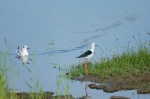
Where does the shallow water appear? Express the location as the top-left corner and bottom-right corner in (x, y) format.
(0, 0), (150, 99)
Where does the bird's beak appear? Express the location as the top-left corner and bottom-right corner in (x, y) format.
(95, 45), (99, 47)
(27, 47), (29, 49)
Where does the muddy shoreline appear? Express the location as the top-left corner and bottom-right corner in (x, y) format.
(11, 92), (130, 99)
(8, 72), (150, 99)
(71, 72), (150, 94)
(12, 92), (75, 99)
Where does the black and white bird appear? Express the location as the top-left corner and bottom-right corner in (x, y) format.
(15, 45), (29, 57)
(76, 42), (98, 76)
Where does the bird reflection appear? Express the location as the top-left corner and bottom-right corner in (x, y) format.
(84, 81), (92, 99)
(16, 56), (29, 65)
(85, 81), (88, 96)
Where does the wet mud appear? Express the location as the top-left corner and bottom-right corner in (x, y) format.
(110, 96), (130, 99)
(11, 92), (131, 99)
(10, 92), (75, 99)
(71, 72), (150, 94)
(10, 92), (93, 99)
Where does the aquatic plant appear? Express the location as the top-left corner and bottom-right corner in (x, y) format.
(46, 40), (71, 99)
(0, 39), (16, 99)
(0, 51), (9, 99)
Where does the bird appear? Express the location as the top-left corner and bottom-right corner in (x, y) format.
(15, 45), (29, 57)
(76, 42), (98, 76)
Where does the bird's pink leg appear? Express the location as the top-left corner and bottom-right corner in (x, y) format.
(84, 62), (86, 75)
(86, 59), (89, 76)
(84, 59), (89, 76)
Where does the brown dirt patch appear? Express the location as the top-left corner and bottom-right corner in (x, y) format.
(71, 72), (150, 94)
(9, 92), (75, 99)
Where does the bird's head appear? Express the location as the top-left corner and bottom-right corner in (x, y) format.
(92, 42), (99, 47)
(23, 45), (29, 49)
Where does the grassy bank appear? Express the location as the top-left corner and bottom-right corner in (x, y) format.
(68, 33), (150, 78)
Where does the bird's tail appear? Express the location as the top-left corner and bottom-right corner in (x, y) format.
(76, 56), (81, 58)
(15, 46), (19, 52)
(15, 46), (20, 56)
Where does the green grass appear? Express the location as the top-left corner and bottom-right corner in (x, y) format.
(0, 51), (9, 99)
(0, 48), (19, 99)
(68, 33), (150, 78)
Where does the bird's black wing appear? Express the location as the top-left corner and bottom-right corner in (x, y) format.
(76, 50), (92, 58)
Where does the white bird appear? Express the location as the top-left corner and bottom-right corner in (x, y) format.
(15, 45), (29, 57)
(76, 42), (98, 76)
